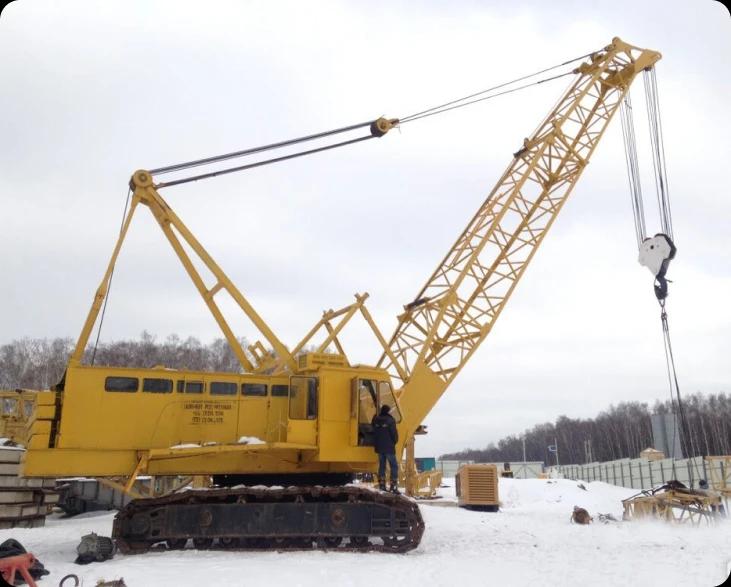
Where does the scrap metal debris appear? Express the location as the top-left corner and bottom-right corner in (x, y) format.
(622, 481), (726, 525)
(75, 532), (116, 565)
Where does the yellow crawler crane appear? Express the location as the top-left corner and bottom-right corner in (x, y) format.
(22, 38), (662, 552)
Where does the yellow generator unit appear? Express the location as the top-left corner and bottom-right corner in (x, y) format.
(456, 464), (499, 511)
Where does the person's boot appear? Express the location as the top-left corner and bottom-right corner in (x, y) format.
(389, 483), (400, 495)
(378, 481), (387, 491)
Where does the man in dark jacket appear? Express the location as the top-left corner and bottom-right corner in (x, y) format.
(371, 405), (399, 493)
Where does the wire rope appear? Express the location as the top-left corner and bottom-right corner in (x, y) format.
(90, 189), (131, 365)
(155, 135), (374, 188)
(150, 120), (373, 176)
(147, 49), (600, 188)
(399, 71), (576, 124)
(660, 303), (704, 482)
(620, 93), (647, 248)
(644, 68), (674, 241)
(399, 50), (596, 123)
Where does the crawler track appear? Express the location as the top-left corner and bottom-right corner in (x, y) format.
(113, 485), (424, 554)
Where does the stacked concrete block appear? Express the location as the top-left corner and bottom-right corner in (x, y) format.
(0, 446), (57, 529)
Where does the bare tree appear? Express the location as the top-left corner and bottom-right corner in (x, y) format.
(442, 395), (731, 464)
(0, 333), (251, 390)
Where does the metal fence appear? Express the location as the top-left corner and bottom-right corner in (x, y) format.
(434, 460), (473, 477)
(555, 456), (726, 491)
(436, 460), (544, 479)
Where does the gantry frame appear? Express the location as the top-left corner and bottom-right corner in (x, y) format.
(68, 171), (297, 374)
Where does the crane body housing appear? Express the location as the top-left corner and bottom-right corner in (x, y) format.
(25, 361), (401, 481)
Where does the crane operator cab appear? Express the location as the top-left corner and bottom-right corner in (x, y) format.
(353, 378), (402, 447)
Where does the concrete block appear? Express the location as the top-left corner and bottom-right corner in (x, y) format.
(0, 476), (55, 488)
(0, 449), (23, 464)
(0, 503), (43, 517)
(0, 516), (45, 529)
(0, 490), (34, 503)
(40, 490), (59, 505)
(0, 464), (21, 475)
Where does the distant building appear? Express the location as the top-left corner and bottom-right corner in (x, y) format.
(435, 459), (474, 477)
(651, 413), (683, 459)
(639, 447), (665, 461)
(415, 457), (436, 472)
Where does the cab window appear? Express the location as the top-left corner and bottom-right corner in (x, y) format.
(1, 398), (17, 416)
(105, 377), (138, 392)
(177, 380), (204, 394)
(210, 382), (237, 396)
(359, 380), (378, 424)
(271, 384), (289, 397)
(242, 383), (267, 396)
(143, 378), (173, 393)
(289, 377), (317, 420)
(378, 381), (402, 422)
(355, 379), (378, 446)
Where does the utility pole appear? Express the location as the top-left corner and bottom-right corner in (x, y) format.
(522, 436), (527, 480)
(547, 440), (559, 472)
(584, 438), (593, 464)
(522, 437), (527, 462)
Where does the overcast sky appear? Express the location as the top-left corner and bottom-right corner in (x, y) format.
(1, 0), (729, 457)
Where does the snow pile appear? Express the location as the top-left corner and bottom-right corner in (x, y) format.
(0, 478), (728, 586)
(439, 477), (634, 516)
(237, 436), (266, 445)
(0, 438), (24, 449)
(499, 478), (634, 517)
(169, 438), (265, 448)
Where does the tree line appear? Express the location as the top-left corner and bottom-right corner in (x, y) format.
(441, 395), (731, 464)
(0, 333), (247, 390)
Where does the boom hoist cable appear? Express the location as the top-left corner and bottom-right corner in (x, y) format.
(84, 49), (600, 369)
(90, 188), (132, 366)
(152, 119), (391, 188)
(146, 50), (597, 189)
(621, 70), (696, 467)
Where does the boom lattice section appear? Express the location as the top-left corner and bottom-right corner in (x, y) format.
(378, 40), (660, 415)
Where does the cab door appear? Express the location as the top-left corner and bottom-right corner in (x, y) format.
(238, 382), (268, 441)
(266, 384), (290, 442)
(350, 378), (378, 447)
(287, 376), (318, 445)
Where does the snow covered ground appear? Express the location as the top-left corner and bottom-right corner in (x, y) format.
(3, 478), (730, 586)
